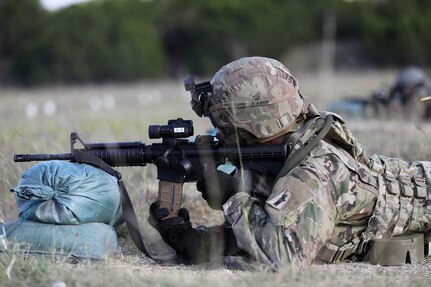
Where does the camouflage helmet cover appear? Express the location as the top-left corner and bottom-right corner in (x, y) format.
(209, 56), (304, 140)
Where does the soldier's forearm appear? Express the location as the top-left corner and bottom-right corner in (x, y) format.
(223, 192), (301, 269)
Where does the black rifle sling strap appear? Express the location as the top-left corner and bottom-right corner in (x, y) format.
(73, 151), (177, 264)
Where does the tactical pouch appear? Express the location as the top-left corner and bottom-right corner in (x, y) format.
(399, 173), (414, 197)
(413, 176), (427, 198)
(318, 238), (361, 263)
(383, 172), (399, 195)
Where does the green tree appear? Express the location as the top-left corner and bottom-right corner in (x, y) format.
(0, 0), (47, 84)
(1, 0), (166, 85)
(156, 0), (320, 75)
(361, 0), (431, 66)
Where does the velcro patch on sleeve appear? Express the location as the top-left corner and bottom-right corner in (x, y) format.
(267, 190), (292, 210)
(267, 175), (315, 211)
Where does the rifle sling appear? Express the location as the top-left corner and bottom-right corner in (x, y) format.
(73, 151), (178, 265)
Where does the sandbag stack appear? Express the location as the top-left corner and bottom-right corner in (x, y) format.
(3, 160), (123, 260)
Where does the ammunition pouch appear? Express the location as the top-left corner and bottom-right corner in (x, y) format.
(318, 238), (362, 263)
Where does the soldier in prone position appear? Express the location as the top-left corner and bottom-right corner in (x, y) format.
(387, 66), (431, 120)
(149, 56), (431, 269)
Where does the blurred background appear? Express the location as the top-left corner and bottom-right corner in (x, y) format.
(1, 0), (431, 110)
(1, 0), (431, 83)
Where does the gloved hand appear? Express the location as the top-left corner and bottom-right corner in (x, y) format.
(148, 201), (202, 264)
(196, 170), (239, 210)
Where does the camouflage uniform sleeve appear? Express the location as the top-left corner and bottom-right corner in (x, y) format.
(223, 161), (336, 269)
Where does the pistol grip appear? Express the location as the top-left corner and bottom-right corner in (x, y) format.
(158, 180), (184, 219)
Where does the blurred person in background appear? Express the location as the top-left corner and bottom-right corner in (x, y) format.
(387, 66), (431, 120)
(149, 57), (431, 270)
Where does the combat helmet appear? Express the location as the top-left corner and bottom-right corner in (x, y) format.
(395, 67), (427, 89)
(208, 56), (305, 143)
(390, 67), (429, 105)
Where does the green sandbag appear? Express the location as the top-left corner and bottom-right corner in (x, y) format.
(4, 220), (118, 260)
(11, 160), (122, 226)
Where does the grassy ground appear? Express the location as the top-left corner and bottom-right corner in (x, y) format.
(2, 72), (431, 286)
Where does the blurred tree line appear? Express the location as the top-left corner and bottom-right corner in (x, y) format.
(0, 0), (430, 85)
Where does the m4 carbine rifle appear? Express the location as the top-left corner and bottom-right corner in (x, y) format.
(14, 118), (288, 217)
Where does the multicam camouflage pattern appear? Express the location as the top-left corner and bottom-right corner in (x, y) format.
(209, 57), (304, 141)
(362, 156), (431, 241)
(222, 113), (431, 268)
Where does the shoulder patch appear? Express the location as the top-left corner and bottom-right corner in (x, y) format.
(267, 175), (315, 212)
(267, 190), (292, 210)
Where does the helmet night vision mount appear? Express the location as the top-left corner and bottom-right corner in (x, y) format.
(184, 76), (213, 117)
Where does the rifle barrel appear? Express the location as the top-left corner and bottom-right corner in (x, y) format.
(14, 153), (73, 162)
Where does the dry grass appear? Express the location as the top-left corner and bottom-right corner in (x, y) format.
(2, 71), (431, 286)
